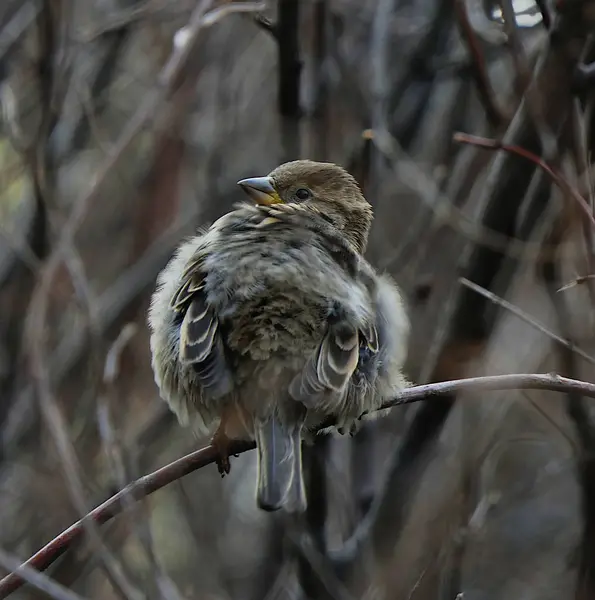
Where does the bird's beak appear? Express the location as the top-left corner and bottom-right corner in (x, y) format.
(237, 176), (283, 205)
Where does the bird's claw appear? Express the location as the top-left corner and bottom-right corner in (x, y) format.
(337, 422), (360, 437)
(217, 456), (231, 477)
(211, 431), (232, 477)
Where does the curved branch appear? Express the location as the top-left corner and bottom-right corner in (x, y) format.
(453, 131), (595, 229)
(1, 372), (594, 597)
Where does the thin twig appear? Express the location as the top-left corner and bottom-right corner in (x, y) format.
(0, 548), (87, 600)
(27, 329), (145, 600)
(453, 0), (505, 126)
(459, 277), (595, 366)
(98, 324), (138, 489)
(0, 2), (40, 61)
(498, 0), (533, 100)
(534, 0), (551, 29)
(2, 372), (595, 597)
(453, 131), (595, 229)
(558, 274), (595, 292)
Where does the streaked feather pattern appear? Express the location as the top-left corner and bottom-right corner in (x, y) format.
(148, 159), (410, 513)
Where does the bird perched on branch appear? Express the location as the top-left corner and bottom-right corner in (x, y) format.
(148, 160), (409, 513)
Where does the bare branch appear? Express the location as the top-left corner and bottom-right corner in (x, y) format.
(459, 277), (595, 366)
(3, 372), (595, 597)
(277, 0), (301, 118)
(534, 0), (551, 29)
(453, 0), (506, 126)
(0, 2), (40, 62)
(0, 547), (87, 600)
(558, 274), (595, 292)
(453, 131), (595, 229)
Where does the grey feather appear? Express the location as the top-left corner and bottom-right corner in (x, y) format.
(289, 319), (362, 408)
(255, 408), (306, 513)
(147, 160), (410, 513)
(176, 259), (234, 399)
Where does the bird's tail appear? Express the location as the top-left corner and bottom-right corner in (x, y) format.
(254, 410), (306, 513)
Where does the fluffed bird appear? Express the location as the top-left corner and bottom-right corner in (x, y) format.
(148, 160), (409, 513)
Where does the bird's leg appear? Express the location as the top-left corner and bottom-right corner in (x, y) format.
(211, 406), (234, 477)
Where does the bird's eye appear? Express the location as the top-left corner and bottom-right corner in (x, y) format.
(294, 188), (311, 201)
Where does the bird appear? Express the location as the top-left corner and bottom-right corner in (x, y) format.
(148, 159), (409, 513)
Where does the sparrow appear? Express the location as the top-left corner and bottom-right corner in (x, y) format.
(148, 160), (409, 513)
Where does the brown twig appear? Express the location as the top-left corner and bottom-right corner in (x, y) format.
(366, 126), (564, 263)
(0, 547), (87, 600)
(498, 0), (533, 101)
(453, 131), (595, 228)
(453, 0), (505, 126)
(2, 373), (595, 597)
(534, 0), (551, 29)
(0, 440), (252, 598)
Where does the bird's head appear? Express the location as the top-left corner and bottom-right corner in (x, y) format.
(237, 160), (373, 253)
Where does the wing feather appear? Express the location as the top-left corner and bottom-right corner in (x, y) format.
(289, 318), (375, 408)
(173, 258), (233, 398)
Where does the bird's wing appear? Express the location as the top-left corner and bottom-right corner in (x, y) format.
(289, 316), (378, 407)
(171, 256), (234, 398)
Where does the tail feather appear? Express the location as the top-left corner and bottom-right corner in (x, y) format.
(254, 412), (306, 513)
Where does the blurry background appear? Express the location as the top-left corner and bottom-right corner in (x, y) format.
(1, 0), (595, 598)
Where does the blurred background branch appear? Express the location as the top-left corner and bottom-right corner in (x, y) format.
(2, 1), (595, 600)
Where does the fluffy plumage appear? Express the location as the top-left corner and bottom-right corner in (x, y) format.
(148, 160), (409, 513)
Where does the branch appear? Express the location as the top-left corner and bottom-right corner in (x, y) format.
(534, 0), (551, 29)
(0, 547), (86, 600)
(2, 373), (595, 597)
(277, 0), (301, 118)
(276, 0), (302, 160)
(453, 131), (595, 229)
(0, 2), (40, 64)
(539, 225), (595, 600)
(558, 274), (595, 292)
(459, 277), (595, 366)
(453, 0), (505, 126)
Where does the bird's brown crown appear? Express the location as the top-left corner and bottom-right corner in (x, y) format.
(238, 160), (373, 253)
